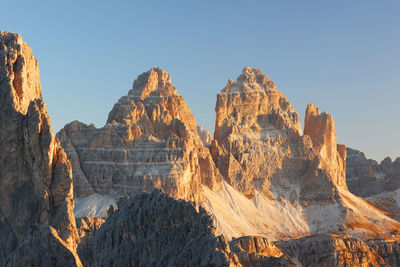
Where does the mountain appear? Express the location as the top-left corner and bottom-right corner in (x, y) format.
(57, 67), (223, 218)
(2, 30), (400, 266)
(0, 31), (81, 266)
(205, 67), (399, 240)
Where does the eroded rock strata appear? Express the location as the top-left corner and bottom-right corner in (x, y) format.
(0, 31), (81, 266)
(58, 67), (222, 206)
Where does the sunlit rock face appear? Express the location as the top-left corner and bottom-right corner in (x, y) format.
(212, 67), (304, 199)
(347, 147), (400, 221)
(211, 66), (344, 202)
(0, 32), (81, 266)
(304, 104), (347, 188)
(58, 67), (223, 206)
(208, 67), (400, 240)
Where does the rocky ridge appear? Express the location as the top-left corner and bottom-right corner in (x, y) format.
(0, 31), (81, 266)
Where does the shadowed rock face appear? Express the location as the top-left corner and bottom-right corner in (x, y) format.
(276, 234), (400, 267)
(78, 190), (234, 267)
(346, 147), (400, 221)
(347, 148), (400, 197)
(78, 190), (293, 267)
(0, 31), (81, 266)
(58, 67), (223, 205)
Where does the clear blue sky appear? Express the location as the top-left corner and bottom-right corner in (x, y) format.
(2, 0), (399, 161)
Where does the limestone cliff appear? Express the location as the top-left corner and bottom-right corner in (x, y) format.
(58, 67), (223, 207)
(0, 31), (81, 266)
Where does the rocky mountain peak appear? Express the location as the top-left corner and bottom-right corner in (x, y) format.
(127, 67), (177, 100)
(222, 66), (276, 93)
(106, 67), (197, 132)
(215, 67), (302, 143)
(0, 31), (41, 114)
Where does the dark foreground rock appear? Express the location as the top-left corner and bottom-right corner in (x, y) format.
(78, 190), (234, 266)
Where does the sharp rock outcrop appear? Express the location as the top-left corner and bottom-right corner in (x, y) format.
(0, 31), (81, 266)
(304, 104), (347, 188)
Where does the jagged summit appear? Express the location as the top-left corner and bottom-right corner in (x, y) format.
(127, 67), (177, 100)
(215, 66), (302, 143)
(106, 67), (197, 131)
(0, 31), (41, 114)
(221, 66), (276, 94)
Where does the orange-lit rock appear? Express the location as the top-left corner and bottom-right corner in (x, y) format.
(0, 31), (81, 266)
(58, 67), (223, 205)
(208, 67), (400, 241)
(304, 104), (347, 188)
